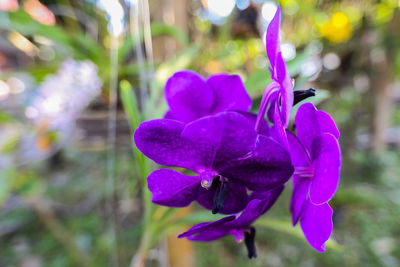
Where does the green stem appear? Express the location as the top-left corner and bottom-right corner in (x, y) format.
(27, 197), (96, 267)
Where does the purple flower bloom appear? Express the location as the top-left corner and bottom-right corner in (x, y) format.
(255, 7), (315, 139)
(134, 111), (293, 214)
(287, 103), (341, 252)
(178, 186), (284, 258)
(255, 6), (293, 133)
(164, 70), (252, 123)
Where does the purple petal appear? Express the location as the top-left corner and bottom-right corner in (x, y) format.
(178, 216), (235, 241)
(317, 110), (340, 139)
(271, 101), (289, 148)
(275, 52), (294, 128)
(207, 74), (251, 113)
(220, 135), (293, 191)
(300, 200), (333, 253)
(182, 112), (257, 170)
(266, 6), (281, 72)
(164, 110), (174, 120)
(287, 131), (311, 167)
(266, 89), (279, 124)
(234, 186), (284, 228)
(309, 133), (341, 205)
(134, 119), (204, 171)
(295, 103), (340, 152)
(294, 103), (320, 152)
(165, 70), (214, 123)
(256, 82), (279, 133)
(196, 183), (249, 214)
(290, 175), (310, 226)
(135, 112), (258, 173)
(147, 169), (201, 207)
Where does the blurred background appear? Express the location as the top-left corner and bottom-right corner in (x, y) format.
(1, 0), (400, 266)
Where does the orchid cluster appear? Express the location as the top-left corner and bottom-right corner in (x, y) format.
(134, 7), (341, 258)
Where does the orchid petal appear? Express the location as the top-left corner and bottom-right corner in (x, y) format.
(134, 119), (204, 171)
(290, 175), (310, 226)
(271, 101), (289, 148)
(165, 70), (214, 123)
(266, 6), (281, 72)
(300, 200), (333, 253)
(220, 135), (293, 191)
(148, 169), (201, 207)
(317, 110), (340, 139)
(135, 112), (258, 173)
(255, 82), (279, 134)
(309, 133), (341, 205)
(287, 131), (311, 167)
(178, 216), (235, 241)
(182, 112), (257, 170)
(275, 52), (294, 127)
(234, 186), (284, 228)
(295, 103), (340, 152)
(207, 74), (251, 113)
(295, 103), (321, 152)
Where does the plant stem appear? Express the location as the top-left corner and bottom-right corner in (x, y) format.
(27, 197), (95, 267)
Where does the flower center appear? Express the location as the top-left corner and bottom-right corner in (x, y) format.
(293, 88), (316, 106)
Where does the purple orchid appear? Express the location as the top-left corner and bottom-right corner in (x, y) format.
(131, 3), (343, 257)
(255, 6), (293, 134)
(287, 102), (341, 252)
(178, 186), (284, 258)
(134, 111), (293, 214)
(255, 6), (315, 136)
(164, 70), (252, 123)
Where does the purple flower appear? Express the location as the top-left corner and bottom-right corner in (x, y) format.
(287, 103), (341, 252)
(255, 6), (293, 134)
(255, 7), (315, 138)
(134, 111), (293, 214)
(164, 70), (252, 123)
(178, 186), (284, 258)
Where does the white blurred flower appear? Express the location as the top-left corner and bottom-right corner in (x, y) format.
(29, 59), (102, 129)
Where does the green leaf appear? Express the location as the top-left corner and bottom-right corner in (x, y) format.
(0, 112), (15, 124)
(151, 23), (189, 46)
(120, 80), (141, 130)
(155, 45), (199, 85)
(1, 136), (19, 154)
(0, 167), (15, 205)
(244, 68), (272, 96)
(174, 211), (225, 225)
(255, 217), (343, 251)
(286, 49), (312, 76)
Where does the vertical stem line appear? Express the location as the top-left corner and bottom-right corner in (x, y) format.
(129, 1), (157, 266)
(107, 33), (119, 267)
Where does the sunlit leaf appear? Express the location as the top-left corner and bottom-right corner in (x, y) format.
(255, 217), (343, 251)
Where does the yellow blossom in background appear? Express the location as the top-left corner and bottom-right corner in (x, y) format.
(319, 12), (352, 43)
(204, 60), (223, 74)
